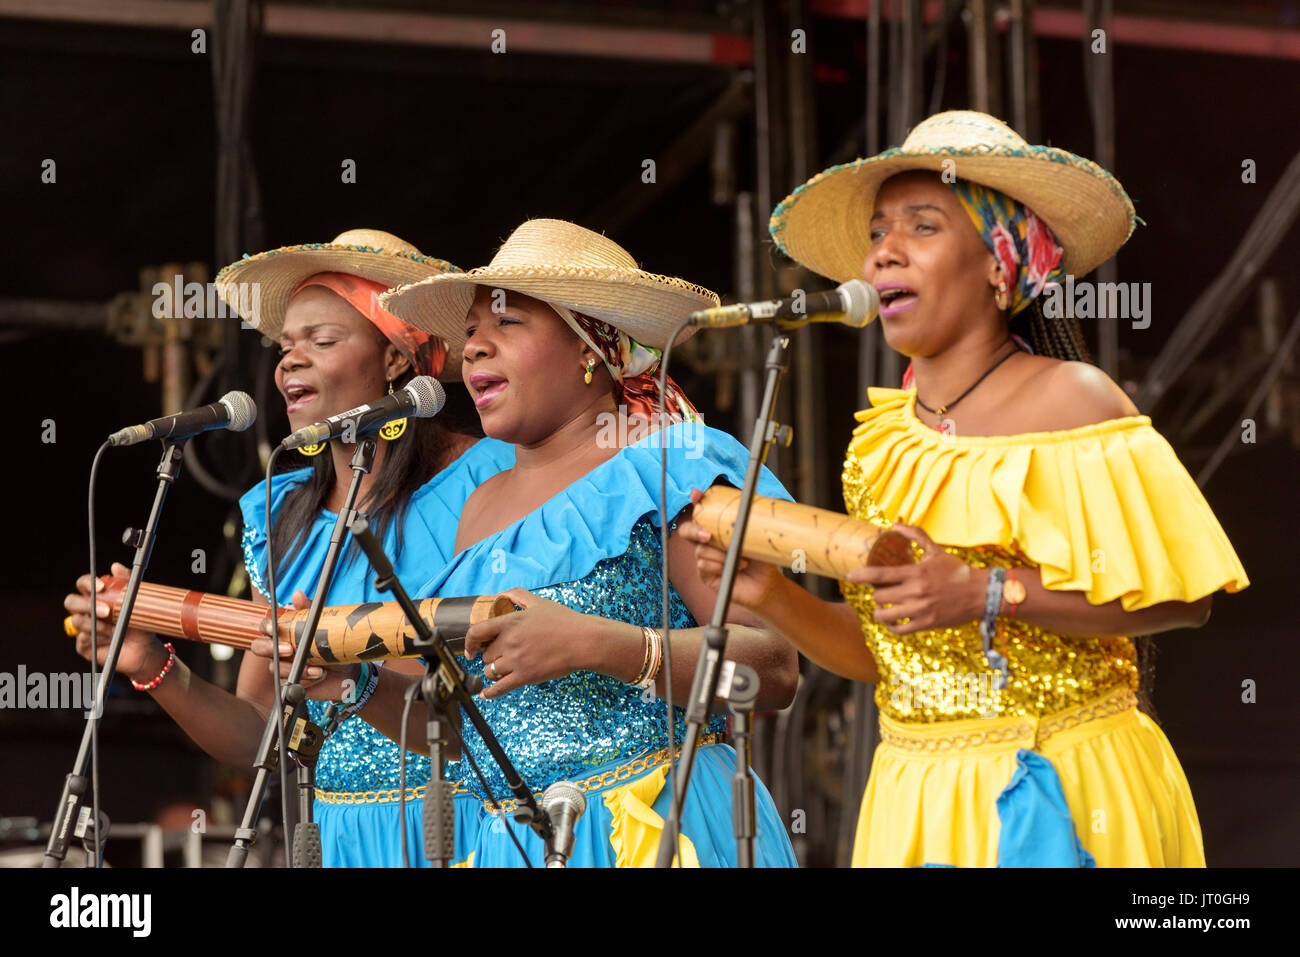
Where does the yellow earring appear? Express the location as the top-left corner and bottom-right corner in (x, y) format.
(584, 358), (595, 385)
(380, 378), (408, 440)
(299, 442), (326, 457)
(995, 279), (1009, 312)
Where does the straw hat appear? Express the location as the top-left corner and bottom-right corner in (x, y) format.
(380, 219), (719, 352)
(213, 229), (459, 340)
(769, 110), (1136, 283)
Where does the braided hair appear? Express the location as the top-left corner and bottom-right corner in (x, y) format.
(1009, 301), (1159, 722)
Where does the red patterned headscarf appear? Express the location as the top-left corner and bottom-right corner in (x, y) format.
(293, 272), (448, 378)
(552, 304), (701, 426)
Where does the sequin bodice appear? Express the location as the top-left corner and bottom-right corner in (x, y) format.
(841, 455), (1138, 723)
(456, 517), (726, 800)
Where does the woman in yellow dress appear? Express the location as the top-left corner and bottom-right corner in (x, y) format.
(683, 111), (1249, 867)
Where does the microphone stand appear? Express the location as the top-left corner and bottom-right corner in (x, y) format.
(347, 516), (554, 865)
(226, 436), (376, 868)
(655, 332), (792, 869)
(44, 441), (187, 868)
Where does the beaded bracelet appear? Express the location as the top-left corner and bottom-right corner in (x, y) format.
(132, 643), (177, 691)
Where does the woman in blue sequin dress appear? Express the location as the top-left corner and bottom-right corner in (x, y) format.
(67, 231), (513, 867)
(380, 219), (801, 867)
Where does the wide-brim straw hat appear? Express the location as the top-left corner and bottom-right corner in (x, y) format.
(380, 219), (719, 353)
(213, 228), (459, 341)
(769, 110), (1136, 283)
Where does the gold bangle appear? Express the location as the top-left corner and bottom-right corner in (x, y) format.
(630, 625), (653, 686)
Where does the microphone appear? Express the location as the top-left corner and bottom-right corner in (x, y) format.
(689, 279), (879, 329)
(107, 391), (256, 447)
(540, 781), (586, 868)
(280, 376), (445, 451)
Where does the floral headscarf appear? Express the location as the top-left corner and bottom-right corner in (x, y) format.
(947, 179), (1067, 316)
(548, 303), (701, 426)
(899, 180), (1064, 390)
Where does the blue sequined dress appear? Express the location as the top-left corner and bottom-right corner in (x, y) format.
(416, 422), (800, 867)
(240, 437), (515, 867)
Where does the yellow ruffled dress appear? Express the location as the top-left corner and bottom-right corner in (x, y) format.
(842, 388), (1249, 868)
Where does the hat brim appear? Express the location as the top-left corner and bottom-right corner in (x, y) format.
(214, 244), (460, 337)
(770, 145), (1136, 284)
(381, 265), (718, 355)
(214, 243), (462, 379)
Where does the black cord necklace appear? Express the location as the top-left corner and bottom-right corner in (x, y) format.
(915, 342), (1020, 417)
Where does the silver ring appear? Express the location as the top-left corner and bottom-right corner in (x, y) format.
(487, 660), (499, 680)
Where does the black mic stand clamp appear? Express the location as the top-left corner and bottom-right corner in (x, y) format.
(416, 640), (463, 869)
(44, 441), (187, 868)
(716, 661), (760, 868)
(288, 685), (325, 868)
(655, 333), (792, 869)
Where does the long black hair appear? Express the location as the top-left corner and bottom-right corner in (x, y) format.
(268, 334), (462, 582)
(1009, 300), (1160, 721)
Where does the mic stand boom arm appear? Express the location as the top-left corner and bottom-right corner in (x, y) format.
(348, 517), (553, 860)
(226, 437), (376, 868)
(44, 441), (187, 867)
(655, 333), (792, 868)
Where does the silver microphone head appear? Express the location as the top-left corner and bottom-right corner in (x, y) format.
(836, 280), (879, 328)
(403, 376), (446, 418)
(542, 780), (587, 818)
(218, 391), (257, 432)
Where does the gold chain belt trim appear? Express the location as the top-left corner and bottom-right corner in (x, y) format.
(482, 732), (724, 815)
(878, 689), (1137, 755)
(312, 732), (724, 809)
(315, 779), (472, 806)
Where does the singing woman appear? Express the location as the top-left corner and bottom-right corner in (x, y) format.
(379, 218), (800, 867)
(64, 230), (513, 867)
(685, 112), (1249, 867)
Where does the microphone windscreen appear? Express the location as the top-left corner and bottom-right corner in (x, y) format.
(405, 376), (446, 418)
(837, 280), (879, 328)
(542, 780), (586, 817)
(219, 391), (257, 431)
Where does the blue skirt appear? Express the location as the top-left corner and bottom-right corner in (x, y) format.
(456, 743), (798, 868)
(312, 791), (484, 867)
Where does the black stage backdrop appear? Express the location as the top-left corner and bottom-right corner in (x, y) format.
(1, 6), (1296, 867)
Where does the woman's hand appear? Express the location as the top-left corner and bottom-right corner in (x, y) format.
(462, 588), (595, 700)
(845, 524), (985, 634)
(678, 490), (788, 615)
(248, 589), (360, 701)
(63, 561), (170, 682)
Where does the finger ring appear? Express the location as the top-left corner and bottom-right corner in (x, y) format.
(487, 660), (499, 680)
(64, 615), (78, 637)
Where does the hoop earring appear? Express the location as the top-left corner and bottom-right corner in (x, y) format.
(380, 378), (408, 440)
(995, 279), (1009, 312)
(583, 357), (595, 385)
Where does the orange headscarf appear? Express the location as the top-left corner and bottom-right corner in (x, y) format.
(294, 272), (448, 378)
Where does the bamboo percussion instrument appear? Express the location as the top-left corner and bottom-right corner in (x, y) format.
(690, 485), (916, 579)
(93, 577), (515, 664)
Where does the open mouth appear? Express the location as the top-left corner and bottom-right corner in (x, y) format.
(283, 382), (317, 413)
(469, 373), (508, 409)
(878, 285), (918, 316)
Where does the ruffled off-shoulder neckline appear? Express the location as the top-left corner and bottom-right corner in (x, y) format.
(847, 388), (1249, 610)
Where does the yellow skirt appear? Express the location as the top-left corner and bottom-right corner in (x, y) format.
(853, 689), (1206, 867)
